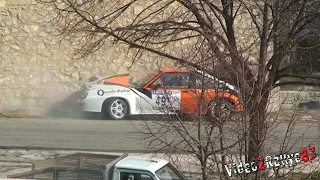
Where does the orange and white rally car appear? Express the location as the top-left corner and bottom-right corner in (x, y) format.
(78, 69), (241, 119)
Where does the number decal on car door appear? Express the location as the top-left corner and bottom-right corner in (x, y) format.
(156, 96), (169, 106)
(152, 90), (181, 111)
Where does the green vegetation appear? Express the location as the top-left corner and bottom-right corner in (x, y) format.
(279, 77), (320, 91)
(280, 85), (320, 91)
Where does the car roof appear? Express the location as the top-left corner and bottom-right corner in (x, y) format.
(115, 156), (168, 173)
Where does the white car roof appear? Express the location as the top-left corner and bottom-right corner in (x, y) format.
(115, 156), (168, 173)
(195, 70), (237, 91)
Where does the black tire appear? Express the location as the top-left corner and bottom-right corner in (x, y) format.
(208, 98), (236, 120)
(102, 98), (129, 120)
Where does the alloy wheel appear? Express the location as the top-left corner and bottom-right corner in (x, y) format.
(110, 99), (128, 119)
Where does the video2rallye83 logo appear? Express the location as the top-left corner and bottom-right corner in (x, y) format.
(224, 145), (317, 177)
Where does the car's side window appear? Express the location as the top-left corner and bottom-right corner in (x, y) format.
(120, 172), (154, 180)
(150, 73), (190, 89)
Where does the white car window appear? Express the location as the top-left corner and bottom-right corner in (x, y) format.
(156, 165), (183, 180)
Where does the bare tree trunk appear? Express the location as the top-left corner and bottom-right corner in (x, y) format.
(218, 120), (229, 180)
(248, 90), (270, 162)
(201, 161), (207, 180)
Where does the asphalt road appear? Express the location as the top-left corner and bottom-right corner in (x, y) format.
(0, 117), (319, 155)
(0, 117), (149, 152)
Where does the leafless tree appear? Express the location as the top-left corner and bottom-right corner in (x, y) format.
(37, 0), (320, 179)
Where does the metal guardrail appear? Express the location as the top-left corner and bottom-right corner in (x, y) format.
(8, 153), (200, 180)
(7, 153), (131, 180)
(9, 169), (202, 180)
(31, 153), (120, 171)
(8, 167), (104, 180)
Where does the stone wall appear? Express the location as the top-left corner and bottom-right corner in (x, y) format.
(0, 0), (318, 117)
(0, 0), (173, 117)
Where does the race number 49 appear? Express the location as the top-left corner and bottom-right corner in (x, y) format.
(155, 96), (169, 107)
(152, 90), (181, 110)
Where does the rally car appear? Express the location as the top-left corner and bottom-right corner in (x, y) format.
(78, 69), (241, 120)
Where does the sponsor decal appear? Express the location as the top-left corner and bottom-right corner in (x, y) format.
(224, 145), (317, 177)
(97, 89), (131, 96)
(152, 90), (180, 95)
(97, 90), (104, 96)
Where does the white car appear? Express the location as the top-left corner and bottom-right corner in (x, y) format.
(78, 69), (241, 120)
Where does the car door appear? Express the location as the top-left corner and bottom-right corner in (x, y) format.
(147, 72), (199, 114)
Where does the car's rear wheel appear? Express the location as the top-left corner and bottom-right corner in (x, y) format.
(103, 98), (129, 120)
(208, 98), (236, 121)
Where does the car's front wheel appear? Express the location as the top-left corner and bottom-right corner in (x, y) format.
(103, 98), (129, 120)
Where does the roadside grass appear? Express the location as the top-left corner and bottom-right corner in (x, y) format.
(268, 109), (318, 122)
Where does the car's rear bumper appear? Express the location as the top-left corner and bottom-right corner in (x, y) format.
(77, 97), (104, 112)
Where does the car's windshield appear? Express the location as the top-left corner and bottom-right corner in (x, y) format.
(128, 70), (160, 87)
(155, 164), (184, 180)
